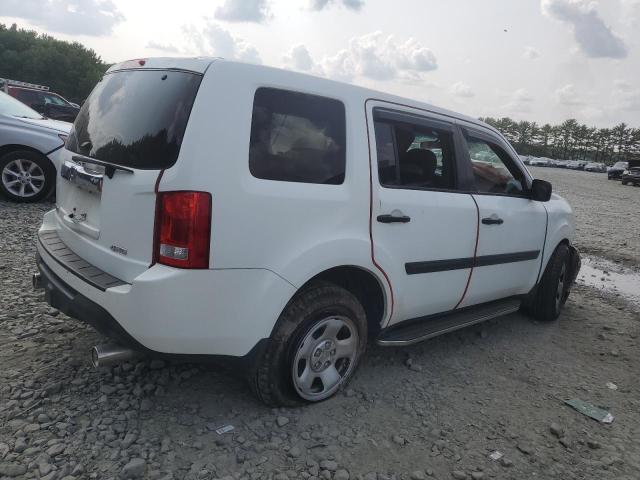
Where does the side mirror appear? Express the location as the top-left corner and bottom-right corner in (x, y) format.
(531, 179), (552, 202)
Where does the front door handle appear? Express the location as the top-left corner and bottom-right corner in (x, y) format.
(377, 214), (411, 224)
(482, 216), (504, 225)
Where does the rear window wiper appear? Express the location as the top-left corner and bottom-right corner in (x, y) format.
(71, 154), (134, 179)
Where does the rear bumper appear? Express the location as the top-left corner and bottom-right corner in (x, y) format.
(36, 252), (146, 350)
(36, 213), (296, 357)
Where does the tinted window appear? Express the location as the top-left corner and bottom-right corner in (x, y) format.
(249, 88), (346, 184)
(374, 119), (456, 190)
(66, 70), (202, 170)
(466, 137), (525, 195)
(13, 89), (43, 107)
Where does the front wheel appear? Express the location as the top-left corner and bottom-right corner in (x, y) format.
(0, 150), (55, 202)
(249, 281), (367, 406)
(531, 244), (571, 322)
(621, 180), (628, 185)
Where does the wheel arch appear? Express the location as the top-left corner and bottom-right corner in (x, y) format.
(295, 265), (388, 338)
(0, 144), (49, 160)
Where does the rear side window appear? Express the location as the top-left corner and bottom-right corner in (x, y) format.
(66, 69), (202, 170)
(249, 88), (346, 184)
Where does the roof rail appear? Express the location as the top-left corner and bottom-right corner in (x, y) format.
(0, 78), (50, 93)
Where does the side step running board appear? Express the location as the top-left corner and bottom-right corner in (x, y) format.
(376, 298), (521, 346)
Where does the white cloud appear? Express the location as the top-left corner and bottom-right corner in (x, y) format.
(214, 0), (270, 23)
(1, 0), (124, 36)
(613, 80), (640, 111)
(309, 0), (364, 11)
(146, 41), (180, 53)
(523, 46), (540, 60)
(183, 22), (262, 64)
(322, 32), (437, 81)
(541, 0), (628, 58)
(449, 81), (474, 98)
(513, 88), (534, 102)
(555, 84), (582, 105)
(282, 44), (314, 71)
(501, 88), (535, 114)
(342, 0), (364, 10)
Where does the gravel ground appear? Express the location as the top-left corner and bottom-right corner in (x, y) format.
(1, 171), (639, 480)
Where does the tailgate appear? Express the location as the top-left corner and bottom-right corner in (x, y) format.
(52, 67), (203, 283)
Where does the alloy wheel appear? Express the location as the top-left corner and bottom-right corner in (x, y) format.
(2, 158), (46, 199)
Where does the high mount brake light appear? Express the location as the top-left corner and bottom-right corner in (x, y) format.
(154, 191), (211, 269)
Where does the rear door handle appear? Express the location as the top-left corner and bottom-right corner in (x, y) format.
(377, 214), (411, 224)
(482, 216), (504, 225)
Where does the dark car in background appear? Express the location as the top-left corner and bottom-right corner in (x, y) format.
(585, 162), (606, 173)
(608, 161), (629, 180)
(621, 161), (640, 186)
(0, 78), (80, 123)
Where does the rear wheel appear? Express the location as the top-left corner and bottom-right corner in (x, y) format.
(532, 244), (571, 322)
(249, 281), (367, 406)
(0, 150), (55, 203)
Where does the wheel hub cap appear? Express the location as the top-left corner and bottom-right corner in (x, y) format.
(311, 340), (337, 372)
(292, 316), (359, 401)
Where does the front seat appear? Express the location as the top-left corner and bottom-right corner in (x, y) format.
(399, 149), (437, 187)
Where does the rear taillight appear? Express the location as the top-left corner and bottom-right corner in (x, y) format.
(154, 191), (211, 269)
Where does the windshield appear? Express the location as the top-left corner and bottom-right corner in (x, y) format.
(613, 162), (628, 168)
(0, 91), (44, 119)
(66, 69), (202, 170)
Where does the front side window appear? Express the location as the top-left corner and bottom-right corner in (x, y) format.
(466, 137), (525, 195)
(374, 119), (456, 190)
(249, 88), (346, 184)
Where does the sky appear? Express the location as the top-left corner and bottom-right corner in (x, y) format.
(1, 0), (639, 127)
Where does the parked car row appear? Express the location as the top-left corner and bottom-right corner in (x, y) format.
(522, 156), (627, 175)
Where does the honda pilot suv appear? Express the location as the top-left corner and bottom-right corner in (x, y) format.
(34, 58), (581, 406)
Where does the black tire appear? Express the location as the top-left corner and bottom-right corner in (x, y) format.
(0, 150), (55, 203)
(621, 180), (628, 185)
(532, 243), (571, 322)
(248, 281), (368, 407)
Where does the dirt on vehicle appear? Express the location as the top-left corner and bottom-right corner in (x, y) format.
(1, 169), (639, 480)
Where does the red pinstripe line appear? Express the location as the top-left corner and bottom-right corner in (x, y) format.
(454, 194), (479, 309)
(364, 100), (394, 322)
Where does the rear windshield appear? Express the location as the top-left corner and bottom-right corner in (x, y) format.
(66, 69), (202, 170)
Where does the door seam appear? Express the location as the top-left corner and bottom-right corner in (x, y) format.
(365, 99), (395, 326)
(454, 193), (480, 309)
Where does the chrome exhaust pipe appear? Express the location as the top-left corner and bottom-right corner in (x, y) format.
(91, 344), (135, 368)
(32, 272), (43, 290)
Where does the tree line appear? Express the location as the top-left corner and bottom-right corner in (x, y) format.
(0, 23), (109, 104)
(480, 117), (640, 165)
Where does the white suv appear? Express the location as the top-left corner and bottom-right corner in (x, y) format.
(34, 58), (580, 406)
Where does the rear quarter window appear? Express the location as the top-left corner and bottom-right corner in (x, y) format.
(249, 87), (346, 185)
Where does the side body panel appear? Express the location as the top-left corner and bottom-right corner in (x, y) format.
(161, 62), (382, 291)
(366, 101), (478, 324)
(537, 193), (576, 279)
